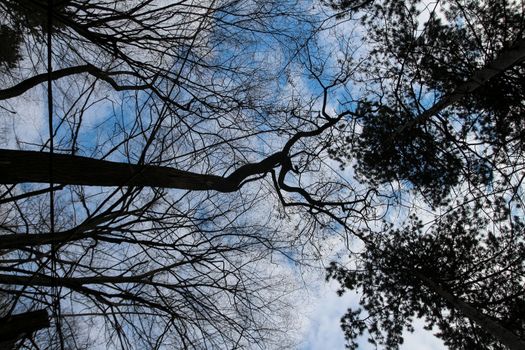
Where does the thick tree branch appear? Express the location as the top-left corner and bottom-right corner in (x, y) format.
(0, 64), (148, 100)
(0, 310), (50, 343)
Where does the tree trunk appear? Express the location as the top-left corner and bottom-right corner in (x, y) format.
(0, 149), (282, 191)
(398, 38), (525, 133)
(0, 309), (49, 347)
(416, 272), (525, 350)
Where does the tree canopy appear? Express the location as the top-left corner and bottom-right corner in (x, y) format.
(1, 0), (524, 349)
(325, 0), (525, 349)
(328, 201), (525, 349)
(327, 0), (525, 204)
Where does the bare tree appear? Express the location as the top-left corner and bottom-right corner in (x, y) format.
(0, 1), (375, 349)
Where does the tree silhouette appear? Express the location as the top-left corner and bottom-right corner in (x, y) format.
(323, 1), (525, 348)
(3, 0), (524, 348)
(327, 0), (525, 205)
(0, 1), (373, 348)
(328, 201), (525, 349)
(0, 25), (22, 70)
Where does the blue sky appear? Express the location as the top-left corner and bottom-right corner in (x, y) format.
(0, 1), (473, 348)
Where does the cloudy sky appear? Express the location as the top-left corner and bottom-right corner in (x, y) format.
(0, 1), (458, 349)
(300, 280), (446, 350)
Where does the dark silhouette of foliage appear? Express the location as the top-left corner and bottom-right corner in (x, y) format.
(327, 0), (525, 204)
(0, 25), (22, 70)
(323, 2), (525, 347)
(2, 0), (72, 32)
(327, 201), (525, 349)
(353, 102), (462, 206)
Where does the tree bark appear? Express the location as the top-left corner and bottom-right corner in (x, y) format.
(415, 272), (525, 350)
(398, 38), (525, 133)
(0, 149), (283, 192)
(0, 309), (49, 344)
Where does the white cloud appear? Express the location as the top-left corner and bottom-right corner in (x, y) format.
(402, 320), (446, 350)
(297, 275), (447, 350)
(300, 280), (355, 350)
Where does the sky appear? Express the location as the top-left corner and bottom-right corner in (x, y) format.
(0, 1), (461, 349)
(297, 273), (447, 350)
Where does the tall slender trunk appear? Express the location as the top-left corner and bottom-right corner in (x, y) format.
(415, 272), (525, 350)
(398, 38), (525, 133)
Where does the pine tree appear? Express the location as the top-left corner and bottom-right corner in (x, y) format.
(328, 201), (525, 349)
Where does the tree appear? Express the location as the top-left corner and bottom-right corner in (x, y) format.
(0, 1), (374, 348)
(0, 24), (22, 71)
(326, 0), (525, 206)
(327, 200), (525, 350)
(320, 0), (525, 348)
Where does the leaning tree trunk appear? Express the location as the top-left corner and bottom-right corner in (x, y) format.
(0, 149), (284, 192)
(415, 272), (525, 350)
(397, 38), (525, 134)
